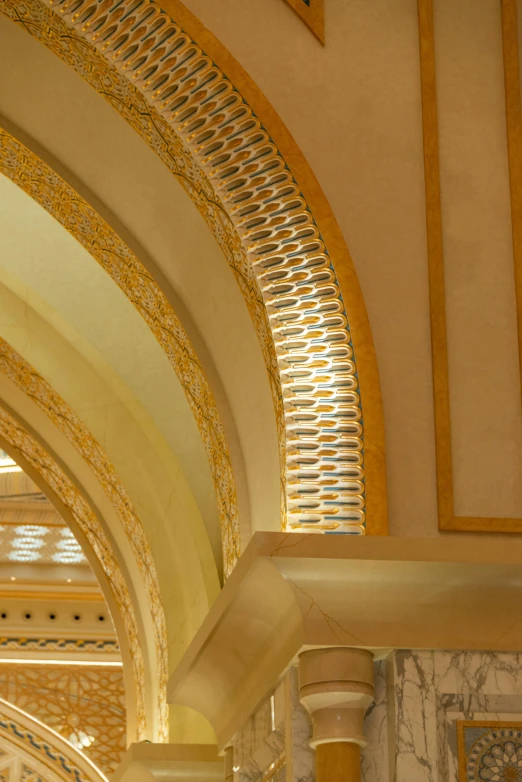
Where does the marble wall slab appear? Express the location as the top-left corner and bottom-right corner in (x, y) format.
(233, 659), (389, 782)
(362, 659), (390, 782)
(391, 651), (522, 782)
(232, 668), (313, 782)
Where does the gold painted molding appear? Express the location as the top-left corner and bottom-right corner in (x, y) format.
(502, 0), (522, 400)
(418, 0), (522, 533)
(0, 0), (387, 536)
(282, 0), (324, 44)
(0, 401), (147, 739)
(0, 128), (240, 574)
(0, 336), (168, 740)
(154, 0), (387, 534)
(0, 590), (106, 601)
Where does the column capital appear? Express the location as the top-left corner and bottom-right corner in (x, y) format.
(298, 647), (374, 748)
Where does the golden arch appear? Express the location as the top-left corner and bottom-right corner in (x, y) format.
(0, 334), (174, 742)
(0, 0), (387, 535)
(0, 126), (240, 573)
(0, 399), (149, 742)
(0, 697), (107, 781)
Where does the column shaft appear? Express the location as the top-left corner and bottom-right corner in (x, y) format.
(316, 742), (360, 782)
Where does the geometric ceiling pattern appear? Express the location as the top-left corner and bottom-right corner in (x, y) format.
(0, 454), (123, 775)
(0, 664), (125, 775)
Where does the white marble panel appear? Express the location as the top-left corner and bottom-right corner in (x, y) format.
(393, 650), (438, 782)
(434, 651), (522, 696)
(362, 659), (390, 782)
(288, 666), (314, 782)
(390, 650), (522, 782)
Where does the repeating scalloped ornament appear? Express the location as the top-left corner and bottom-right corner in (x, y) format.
(0, 0), (365, 535)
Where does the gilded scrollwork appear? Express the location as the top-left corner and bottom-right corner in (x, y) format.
(0, 401), (147, 739)
(0, 130), (240, 574)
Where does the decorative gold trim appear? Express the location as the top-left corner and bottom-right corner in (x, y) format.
(158, 0), (387, 536)
(0, 337), (167, 739)
(418, 0), (522, 534)
(418, 0), (454, 528)
(0, 591), (105, 601)
(0, 129), (240, 574)
(502, 0), (522, 401)
(282, 0), (324, 44)
(0, 401), (147, 739)
(0, 0), (388, 535)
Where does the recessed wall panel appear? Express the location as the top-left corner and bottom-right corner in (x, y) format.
(434, 0), (522, 517)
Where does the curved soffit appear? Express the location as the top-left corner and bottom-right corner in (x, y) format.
(0, 279), (222, 738)
(0, 0), (387, 534)
(0, 130), (239, 573)
(0, 146), (226, 572)
(0, 336), (169, 738)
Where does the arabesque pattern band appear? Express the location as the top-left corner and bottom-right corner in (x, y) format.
(0, 130), (240, 575)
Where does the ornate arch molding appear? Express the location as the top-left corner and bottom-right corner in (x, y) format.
(0, 697), (107, 781)
(0, 338), (173, 742)
(0, 401), (147, 742)
(0, 128), (240, 573)
(0, 0), (387, 535)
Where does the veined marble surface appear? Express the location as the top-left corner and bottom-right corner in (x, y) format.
(232, 652), (522, 782)
(288, 667), (315, 782)
(233, 669), (313, 782)
(362, 659), (390, 782)
(391, 651), (522, 782)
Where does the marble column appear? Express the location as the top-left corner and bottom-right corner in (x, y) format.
(299, 648), (374, 782)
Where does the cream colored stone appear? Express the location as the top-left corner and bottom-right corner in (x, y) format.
(113, 744), (223, 782)
(299, 648), (375, 748)
(169, 532), (522, 748)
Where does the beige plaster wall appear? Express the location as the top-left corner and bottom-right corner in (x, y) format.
(178, 0), (522, 534)
(434, 0), (522, 518)
(0, 282), (219, 668)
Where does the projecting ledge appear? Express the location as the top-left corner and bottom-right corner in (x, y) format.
(112, 744), (223, 781)
(168, 532), (522, 748)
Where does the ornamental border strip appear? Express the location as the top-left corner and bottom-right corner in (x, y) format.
(0, 403), (147, 741)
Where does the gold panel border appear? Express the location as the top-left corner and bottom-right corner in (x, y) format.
(418, 0), (522, 533)
(502, 0), (522, 403)
(282, 0), (325, 44)
(0, 0), (388, 535)
(0, 402), (147, 740)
